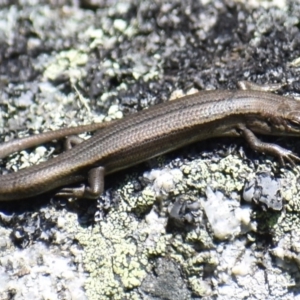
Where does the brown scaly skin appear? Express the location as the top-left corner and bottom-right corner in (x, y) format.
(0, 82), (300, 201)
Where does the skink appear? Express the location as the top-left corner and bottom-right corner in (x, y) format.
(1, 83), (300, 201)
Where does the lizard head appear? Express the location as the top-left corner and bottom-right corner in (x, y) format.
(284, 110), (300, 133)
(256, 99), (300, 136)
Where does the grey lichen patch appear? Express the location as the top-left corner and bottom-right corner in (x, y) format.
(83, 8), (161, 83)
(140, 257), (191, 299)
(144, 169), (184, 196)
(243, 172), (283, 210)
(0, 208), (87, 299)
(271, 229), (300, 278)
(248, 166), (300, 243)
(201, 187), (246, 240)
(0, 225), (14, 253)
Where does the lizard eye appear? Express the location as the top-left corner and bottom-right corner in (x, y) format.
(286, 120), (300, 131)
(287, 120), (300, 129)
(286, 111), (300, 130)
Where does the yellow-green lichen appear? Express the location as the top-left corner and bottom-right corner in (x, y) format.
(44, 49), (88, 82)
(68, 148), (300, 298)
(119, 179), (157, 213)
(185, 228), (215, 249)
(183, 155), (253, 194)
(74, 214), (147, 299)
(189, 275), (212, 297)
(72, 152), (256, 297)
